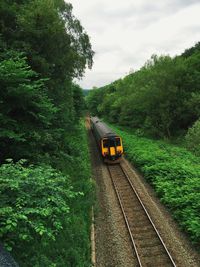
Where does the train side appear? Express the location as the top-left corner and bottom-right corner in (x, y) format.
(90, 116), (123, 162)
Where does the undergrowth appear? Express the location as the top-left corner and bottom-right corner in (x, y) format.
(0, 121), (93, 266)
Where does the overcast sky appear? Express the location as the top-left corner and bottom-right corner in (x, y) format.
(67, 0), (200, 89)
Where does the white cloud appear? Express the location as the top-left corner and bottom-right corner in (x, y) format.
(67, 0), (200, 88)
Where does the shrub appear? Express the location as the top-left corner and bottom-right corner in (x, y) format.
(185, 119), (200, 156)
(0, 159), (78, 264)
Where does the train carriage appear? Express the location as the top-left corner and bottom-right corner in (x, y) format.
(90, 116), (123, 162)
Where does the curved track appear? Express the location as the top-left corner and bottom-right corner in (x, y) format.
(107, 164), (177, 267)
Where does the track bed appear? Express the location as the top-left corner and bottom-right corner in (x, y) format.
(108, 164), (176, 267)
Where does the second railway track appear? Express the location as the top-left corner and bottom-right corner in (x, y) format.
(108, 163), (177, 267)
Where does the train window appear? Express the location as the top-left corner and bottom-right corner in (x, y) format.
(109, 139), (115, 147)
(103, 139), (109, 148)
(116, 138), (121, 146)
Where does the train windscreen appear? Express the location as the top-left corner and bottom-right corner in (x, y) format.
(103, 137), (121, 147)
(103, 139), (109, 148)
(109, 139), (115, 147)
(116, 138), (121, 146)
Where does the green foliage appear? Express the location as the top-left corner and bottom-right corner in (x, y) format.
(87, 45), (200, 139)
(86, 87), (106, 116)
(0, 0), (94, 265)
(0, 0), (93, 79)
(0, 0), (94, 161)
(72, 84), (85, 120)
(181, 42), (200, 58)
(61, 121), (94, 267)
(0, 122), (93, 266)
(0, 160), (76, 255)
(185, 119), (200, 156)
(0, 51), (57, 161)
(43, 121), (94, 267)
(110, 124), (200, 245)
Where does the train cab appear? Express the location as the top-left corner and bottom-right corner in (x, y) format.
(90, 116), (124, 163)
(101, 135), (123, 161)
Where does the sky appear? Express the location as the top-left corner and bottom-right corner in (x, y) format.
(67, 0), (200, 89)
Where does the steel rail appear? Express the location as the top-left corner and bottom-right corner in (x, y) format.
(107, 166), (143, 267)
(107, 164), (177, 267)
(120, 165), (177, 267)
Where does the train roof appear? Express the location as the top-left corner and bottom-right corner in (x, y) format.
(90, 116), (118, 138)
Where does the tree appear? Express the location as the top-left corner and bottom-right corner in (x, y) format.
(0, 0), (94, 162)
(87, 50), (200, 139)
(0, 0), (94, 80)
(72, 83), (85, 120)
(0, 51), (56, 162)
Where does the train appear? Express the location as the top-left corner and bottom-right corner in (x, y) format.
(90, 116), (124, 162)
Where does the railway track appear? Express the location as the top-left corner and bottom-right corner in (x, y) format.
(107, 164), (177, 267)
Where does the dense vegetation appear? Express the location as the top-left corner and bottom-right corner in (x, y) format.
(110, 125), (200, 245)
(87, 43), (200, 154)
(0, 1), (93, 266)
(87, 43), (200, 246)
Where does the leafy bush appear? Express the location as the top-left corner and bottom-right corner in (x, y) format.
(0, 160), (76, 253)
(110, 125), (200, 245)
(185, 119), (200, 156)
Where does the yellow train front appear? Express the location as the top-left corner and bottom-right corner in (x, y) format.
(90, 116), (123, 163)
